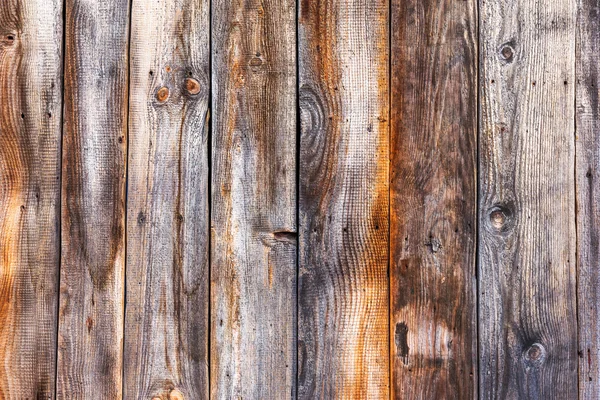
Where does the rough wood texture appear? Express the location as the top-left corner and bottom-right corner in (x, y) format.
(124, 0), (210, 398)
(479, 0), (577, 397)
(211, 0), (297, 398)
(0, 1), (63, 398)
(297, 0), (389, 398)
(577, 0), (600, 395)
(390, 0), (478, 396)
(58, 0), (129, 397)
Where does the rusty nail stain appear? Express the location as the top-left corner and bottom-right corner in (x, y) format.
(169, 390), (184, 400)
(156, 86), (170, 102)
(185, 78), (201, 95)
(165, 65), (171, 72)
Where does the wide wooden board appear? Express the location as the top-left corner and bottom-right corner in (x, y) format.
(124, 0), (210, 398)
(390, 0), (478, 397)
(210, 0), (297, 398)
(0, 0), (63, 397)
(297, 0), (390, 398)
(479, 0), (577, 397)
(58, 0), (130, 397)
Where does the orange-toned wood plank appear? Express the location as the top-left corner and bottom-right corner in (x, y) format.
(0, 1), (63, 397)
(297, 0), (390, 397)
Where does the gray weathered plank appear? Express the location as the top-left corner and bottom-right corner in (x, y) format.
(479, 0), (577, 397)
(124, 0), (210, 398)
(0, 0), (63, 397)
(210, 0), (297, 398)
(58, 0), (130, 397)
(297, 0), (390, 398)
(390, 0), (478, 396)
(577, 0), (600, 395)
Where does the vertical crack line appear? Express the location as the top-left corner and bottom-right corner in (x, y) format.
(476, 0), (482, 396)
(295, 0), (300, 397)
(207, 0), (213, 396)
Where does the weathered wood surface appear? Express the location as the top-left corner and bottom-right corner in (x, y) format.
(124, 0), (210, 398)
(210, 0), (297, 398)
(479, 0), (577, 397)
(390, 0), (478, 397)
(58, 0), (130, 397)
(297, 0), (390, 398)
(0, 0), (63, 398)
(577, 0), (600, 396)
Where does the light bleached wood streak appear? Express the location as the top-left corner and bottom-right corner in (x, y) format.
(297, 0), (389, 398)
(0, 0), (63, 398)
(211, 0), (297, 398)
(577, 0), (600, 395)
(58, 0), (129, 397)
(390, 0), (478, 397)
(125, 0), (210, 398)
(479, 0), (577, 397)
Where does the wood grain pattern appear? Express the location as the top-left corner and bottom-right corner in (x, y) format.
(390, 0), (478, 397)
(297, 0), (389, 398)
(577, 0), (600, 395)
(211, 0), (297, 398)
(0, 0), (63, 398)
(124, 0), (210, 398)
(58, 0), (129, 397)
(479, 0), (577, 397)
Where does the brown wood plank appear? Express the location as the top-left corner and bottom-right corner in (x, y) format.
(389, 0), (478, 397)
(478, 0), (577, 397)
(124, 0), (210, 398)
(57, 0), (130, 397)
(297, 0), (390, 398)
(577, 0), (600, 395)
(0, 1), (63, 397)
(210, 0), (297, 398)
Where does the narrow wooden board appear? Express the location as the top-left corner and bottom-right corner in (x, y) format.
(390, 0), (478, 396)
(479, 0), (577, 397)
(211, 0), (297, 398)
(0, 1), (63, 397)
(58, 0), (130, 397)
(577, 0), (600, 395)
(124, 0), (210, 398)
(297, 0), (390, 398)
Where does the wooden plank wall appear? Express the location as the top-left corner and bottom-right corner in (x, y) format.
(1, 0), (600, 398)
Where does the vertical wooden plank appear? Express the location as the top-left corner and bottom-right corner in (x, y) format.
(58, 0), (129, 397)
(479, 0), (577, 397)
(0, 1), (63, 397)
(211, 0), (297, 398)
(389, 0), (478, 396)
(297, 0), (389, 398)
(124, 0), (210, 398)
(577, 0), (600, 395)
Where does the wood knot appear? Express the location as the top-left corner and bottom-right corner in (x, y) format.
(169, 389), (184, 400)
(185, 78), (201, 95)
(156, 86), (170, 103)
(488, 204), (513, 232)
(249, 56), (263, 67)
(523, 343), (546, 365)
(499, 40), (516, 62)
